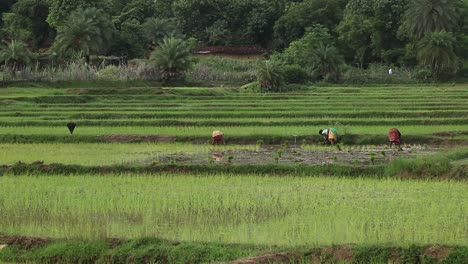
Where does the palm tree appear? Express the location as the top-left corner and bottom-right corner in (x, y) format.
(0, 40), (32, 74)
(257, 60), (283, 92)
(399, 0), (460, 40)
(150, 37), (194, 81)
(417, 31), (458, 79)
(52, 7), (114, 62)
(310, 43), (343, 82)
(143, 17), (182, 46)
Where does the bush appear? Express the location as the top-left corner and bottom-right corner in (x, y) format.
(415, 67), (433, 82)
(187, 57), (257, 84)
(342, 64), (422, 84)
(96, 65), (119, 81)
(280, 64), (308, 84)
(240, 81), (261, 92)
(125, 59), (160, 80)
(257, 60), (283, 92)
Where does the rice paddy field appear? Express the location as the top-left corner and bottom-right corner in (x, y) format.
(0, 84), (467, 263)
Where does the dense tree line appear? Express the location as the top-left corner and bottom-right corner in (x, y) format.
(1, 0), (467, 81)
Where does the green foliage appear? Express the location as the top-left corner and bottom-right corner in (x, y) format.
(47, 0), (109, 29)
(188, 57), (257, 84)
(143, 17), (182, 45)
(150, 37), (194, 81)
(113, 0), (157, 27)
(0, 40), (33, 72)
(1, 12), (33, 42)
(353, 246), (391, 263)
(52, 7), (115, 60)
(273, 0), (345, 49)
(338, 0), (408, 66)
(274, 25), (343, 82)
(110, 0), (159, 57)
(309, 43), (343, 82)
(399, 0), (461, 40)
(10, 0), (51, 47)
(256, 60), (283, 91)
(442, 247), (468, 264)
(112, 18), (146, 58)
(96, 65), (120, 81)
(173, 0), (284, 45)
(280, 64), (308, 84)
(417, 31), (459, 80)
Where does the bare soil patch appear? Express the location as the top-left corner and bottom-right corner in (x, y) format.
(224, 252), (302, 264)
(102, 134), (176, 143)
(153, 145), (439, 166)
(0, 234), (50, 250)
(424, 245), (451, 261)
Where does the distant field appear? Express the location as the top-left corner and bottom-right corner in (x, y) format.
(0, 86), (467, 140)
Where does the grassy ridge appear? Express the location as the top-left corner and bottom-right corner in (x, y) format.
(1, 237), (467, 264)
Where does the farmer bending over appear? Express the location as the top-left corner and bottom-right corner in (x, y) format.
(319, 128), (338, 145)
(388, 128), (402, 148)
(212, 130), (225, 145)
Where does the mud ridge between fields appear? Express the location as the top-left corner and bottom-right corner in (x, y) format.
(0, 235), (458, 264)
(0, 234), (50, 250)
(102, 134), (176, 142)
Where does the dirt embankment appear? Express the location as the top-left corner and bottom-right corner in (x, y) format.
(0, 234), (50, 250)
(155, 145), (439, 166)
(0, 235), (458, 264)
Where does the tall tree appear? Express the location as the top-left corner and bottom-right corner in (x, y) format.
(143, 17), (182, 45)
(47, 0), (109, 29)
(338, 0), (408, 66)
(0, 40), (33, 74)
(273, 0), (346, 49)
(273, 25), (343, 82)
(309, 43), (343, 82)
(173, 0), (285, 46)
(10, 0), (51, 47)
(52, 7), (115, 62)
(150, 37), (194, 81)
(399, 0), (460, 40)
(417, 31), (458, 79)
(111, 0), (157, 58)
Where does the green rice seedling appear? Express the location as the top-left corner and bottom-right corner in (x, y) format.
(0, 174), (466, 246)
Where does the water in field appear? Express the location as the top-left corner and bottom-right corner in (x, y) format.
(0, 175), (466, 246)
(0, 143), (438, 166)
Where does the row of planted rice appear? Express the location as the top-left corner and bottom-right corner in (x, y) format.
(0, 86), (467, 141)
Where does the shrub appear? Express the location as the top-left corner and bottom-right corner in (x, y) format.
(415, 67), (433, 82)
(187, 57), (257, 84)
(150, 37), (194, 81)
(256, 60), (283, 92)
(280, 64), (308, 84)
(96, 65), (119, 81)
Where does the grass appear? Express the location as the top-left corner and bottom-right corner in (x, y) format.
(0, 174), (466, 246)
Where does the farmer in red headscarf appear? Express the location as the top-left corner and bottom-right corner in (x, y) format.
(211, 130), (225, 145)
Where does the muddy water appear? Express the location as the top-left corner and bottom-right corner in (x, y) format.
(152, 145), (439, 165)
